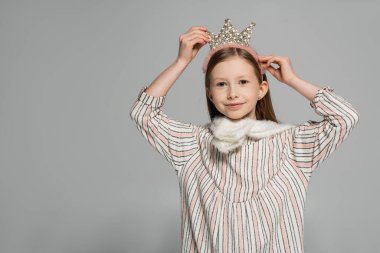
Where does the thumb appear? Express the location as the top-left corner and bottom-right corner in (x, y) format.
(266, 66), (276, 76)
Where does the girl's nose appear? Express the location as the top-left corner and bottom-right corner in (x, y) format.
(227, 86), (238, 99)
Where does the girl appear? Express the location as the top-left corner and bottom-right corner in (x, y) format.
(130, 19), (359, 253)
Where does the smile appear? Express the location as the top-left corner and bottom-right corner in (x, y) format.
(226, 103), (244, 110)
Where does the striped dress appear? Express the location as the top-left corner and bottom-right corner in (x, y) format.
(129, 85), (359, 253)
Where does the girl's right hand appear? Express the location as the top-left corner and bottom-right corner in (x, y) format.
(177, 26), (211, 65)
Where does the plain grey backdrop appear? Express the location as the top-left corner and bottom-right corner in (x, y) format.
(0, 0), (378, 252)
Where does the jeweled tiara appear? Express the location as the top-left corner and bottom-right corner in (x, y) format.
(202, 18), (264, 74)
(207, 18), (256, 50)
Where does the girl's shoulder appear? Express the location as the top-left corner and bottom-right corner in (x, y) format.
(191, 122), (213, 138)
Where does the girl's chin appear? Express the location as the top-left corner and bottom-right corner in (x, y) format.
(223, 113), (246, 121)
(222, 111), (255, 121)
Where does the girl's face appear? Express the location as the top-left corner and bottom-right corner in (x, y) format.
(206, 56), (268, 121)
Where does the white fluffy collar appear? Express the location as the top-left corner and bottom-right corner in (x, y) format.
(205, 116), (295, 154)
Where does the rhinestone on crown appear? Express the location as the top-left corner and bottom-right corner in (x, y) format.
(207, 18), (256, 50)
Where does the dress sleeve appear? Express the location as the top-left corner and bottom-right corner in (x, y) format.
(289, 86), (360, 174)
(129, 86), (199, 173)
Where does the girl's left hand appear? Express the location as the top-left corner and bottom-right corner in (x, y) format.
(258, 55), (299, 85)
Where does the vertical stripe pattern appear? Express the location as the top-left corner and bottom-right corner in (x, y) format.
(130, 86), (359, 252)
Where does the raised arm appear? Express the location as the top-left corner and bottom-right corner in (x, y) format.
(130, 87), (199, 173)
(288, 84), (359, 174)
(129, 26), (210, 173)
(258, 55), (359, 175)
(144, 26), (210, 97)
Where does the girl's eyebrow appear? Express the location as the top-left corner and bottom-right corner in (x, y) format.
(213, 74), (249, 81)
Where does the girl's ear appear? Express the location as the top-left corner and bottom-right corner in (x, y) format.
(206, 88), (213, 101)
(259, 81), (269, 99)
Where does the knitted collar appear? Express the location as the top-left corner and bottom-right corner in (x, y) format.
(205, 116), (295, 154)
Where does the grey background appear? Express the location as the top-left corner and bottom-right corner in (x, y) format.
(0, 0), (378, 252)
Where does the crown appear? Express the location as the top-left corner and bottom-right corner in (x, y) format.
(202, 18), (264, 74)
(207, 18), (256, 50)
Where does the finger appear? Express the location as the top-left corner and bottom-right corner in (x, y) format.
(180, 34), (209, 48)
(194, 41), (205, 51)
(188, 26), (208, 32)
(259, 56), (287, 65)
(189, 37), (208, 46)
(184, 29), (210, 39)
(258, 55), (275, 60)
(258, 55), (274, 58)
(266, 65), (277, 76)
(265, 57), (284, 67)
(260, 59), (278, 68)
(191, 26), (207, 30)
(185, 33), (210, 43)
(270, 56), (287, 63)
(258, 56), (276, 64)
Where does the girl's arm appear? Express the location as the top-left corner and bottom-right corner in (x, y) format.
(287, 76), (322, 101)
(289, 85), (359, 175)
(129, 26), (210, 173)
(129, 86), (199, 173)
(258, 55), (359, 175)
(144, 59), (189, 97)
(258, 55), (322, 101)
(145, 26), (210, 97)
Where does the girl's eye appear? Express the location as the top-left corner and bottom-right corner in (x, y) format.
(240, 80), (249, 85)
(216, 82), (226, 87)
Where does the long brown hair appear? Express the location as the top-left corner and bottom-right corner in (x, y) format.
(205, 47), (278, 123)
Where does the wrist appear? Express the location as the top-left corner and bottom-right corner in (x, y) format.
(287, 75), (302, 87)
(175, 57), (191, 68)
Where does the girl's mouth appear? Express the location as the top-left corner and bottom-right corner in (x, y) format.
(227, 103), (244, 110)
